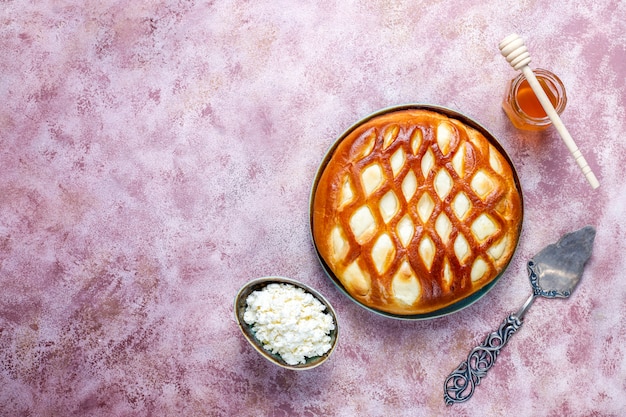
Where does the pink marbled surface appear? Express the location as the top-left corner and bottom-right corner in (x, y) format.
(1, 0), (625, 416)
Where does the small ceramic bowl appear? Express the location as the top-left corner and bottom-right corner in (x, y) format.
(234, 276), (339, 370)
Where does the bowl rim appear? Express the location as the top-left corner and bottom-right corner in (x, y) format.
(308, 103), (524, 320)
(234, 276), (339, 370)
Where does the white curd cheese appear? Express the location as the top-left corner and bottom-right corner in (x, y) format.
(243, 283), (335, 365)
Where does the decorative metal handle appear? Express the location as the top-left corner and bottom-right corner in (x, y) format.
(444, 314), (523, 405)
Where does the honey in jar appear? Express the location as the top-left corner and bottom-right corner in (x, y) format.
(502, 68), (567, 131)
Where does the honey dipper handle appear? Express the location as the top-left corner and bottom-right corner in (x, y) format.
(444, 314), (523, 405)
(499, 34), (600, 189)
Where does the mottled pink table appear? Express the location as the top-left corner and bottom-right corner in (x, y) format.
(1, 1), (625, 416)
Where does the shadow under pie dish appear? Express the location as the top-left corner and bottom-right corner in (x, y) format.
(310, 104), (524, 319)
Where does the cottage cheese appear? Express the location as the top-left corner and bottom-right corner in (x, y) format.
(243, 283), (335, 365)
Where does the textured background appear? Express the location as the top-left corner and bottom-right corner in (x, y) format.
(1, 1), (625, 416)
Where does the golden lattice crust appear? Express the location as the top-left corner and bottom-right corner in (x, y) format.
(312, 109), (522, 315)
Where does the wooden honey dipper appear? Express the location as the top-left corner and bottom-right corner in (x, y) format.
(499, 34), (600, 189)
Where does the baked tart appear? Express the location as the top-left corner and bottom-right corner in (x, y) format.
(311, 106), (523, 317)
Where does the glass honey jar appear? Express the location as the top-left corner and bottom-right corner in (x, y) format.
(502, 68), (567, 131)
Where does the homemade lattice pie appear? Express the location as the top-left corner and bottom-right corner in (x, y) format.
(312, 108), (522, 315)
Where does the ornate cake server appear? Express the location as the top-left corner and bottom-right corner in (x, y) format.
(444, 226), (596, 405)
